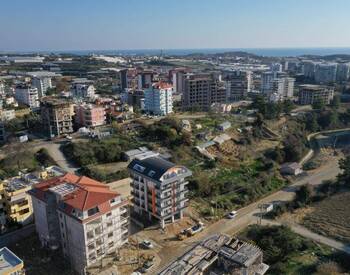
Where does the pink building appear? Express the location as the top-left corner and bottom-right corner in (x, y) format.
(74, 104), (106, 127)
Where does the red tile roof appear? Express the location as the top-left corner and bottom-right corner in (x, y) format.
(153, 81), (172, 90)
(32, 173), (119, 211)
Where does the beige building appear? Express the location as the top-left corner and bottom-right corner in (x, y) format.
(40, 96), (74, 138)
(29, 173), (129, 275)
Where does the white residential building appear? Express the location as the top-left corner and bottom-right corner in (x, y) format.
(71, 83), (96, 99)
(336, 63), (350, 82)
(29, 174), (129, 275)
(144, 82), (173, 116)
(32, 76), (52, 98)
(15, 84), (39, 109)
(0, 82), (5, 96)
(269, 77), (295, 102)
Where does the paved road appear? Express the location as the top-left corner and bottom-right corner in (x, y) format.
(154, 158), (342, 273)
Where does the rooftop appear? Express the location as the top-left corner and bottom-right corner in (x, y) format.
(40, 96), (72, 106)
(0, 247), (23, 274)
(30, 173), (120, 213)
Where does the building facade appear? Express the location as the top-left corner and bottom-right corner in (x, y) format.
(28, 174), (129, 274)
(182, 73), (227, 110)
(71, 83), (96, 99)
(314, 63), (337, 84)
(32, 76), (52, 98)
(299, 84), (335, 105)
(74, 104), (106, 127)
(224, 70), (252, 101)
(128, 154), (192, 228)
(0, 247), (25, 275)
(144, 82), (173, 116)
(15, 84), (40, 110)
(40, 96), (74, 137)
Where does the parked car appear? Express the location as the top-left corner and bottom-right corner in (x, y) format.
(140, 240), (154, 249)
(226, 210), (237, 219)
(187, 222), (205, 236)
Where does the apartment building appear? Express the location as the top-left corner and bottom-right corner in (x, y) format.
(28, 173), (129, 274)
(31, 76), (52, 98)
(182, 73), (227, 110)
(0, 173), (42, 226)
(137, 70), (154, 89)
(15, 84), (40, 110)
(0, 109), (16, 121)
(128, 153), (192, 228)
(40, 96), (74, 138)
(314, 63), (337, 84)
(269, 77), (295, 102)
(299, 84), (334, 105)
(336, 63), (350, 82)
(71, 83), (96, 99)
(74, 104), (106, 127)
(224, 70), (252, 101)
(144, 82), (173, 116)
(159, 234), (269, 275)
(0, 81), (5, 96)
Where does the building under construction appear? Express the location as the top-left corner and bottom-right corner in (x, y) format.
(158, 234), (269, 275)
(40, 96), (74, 138)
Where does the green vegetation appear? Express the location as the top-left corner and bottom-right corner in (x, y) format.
(189, 158), (285, 215)
(0, 147), (56, 179)
(252, 96), (295, 119)
(241, 225), (350, 275)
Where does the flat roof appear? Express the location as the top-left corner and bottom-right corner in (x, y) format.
(0, 247), (23, 273)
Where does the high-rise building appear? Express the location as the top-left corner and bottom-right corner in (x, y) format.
(128, 153), (192, 228)
(314, 63), (337, 84)
(302, 60), (318, 80)
(74, 104), (106, 127)
(269, 77), (295, 102)
(270, 63), (283, 73)
(28, 173), (129, 275)
(144, 82), (173, 116)
(336, 63), (350, 82)
(137, 71), (154, 89)
(224, 70), (252, 101)
(15, 84), (40, 110)
(31, 76), (52, 98)
(0, 81), (5, 96)
(182, 73), (227, 110)
(299, 84), (334, 105)
(40, 96), (74, 138)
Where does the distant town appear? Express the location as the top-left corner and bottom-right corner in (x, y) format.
(0, 50), (350, 275)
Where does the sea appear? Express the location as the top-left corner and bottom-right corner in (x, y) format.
(3, 48), (350, 57)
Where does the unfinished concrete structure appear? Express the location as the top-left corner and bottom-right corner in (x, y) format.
(40, 96), (74, 138)
(159, 234), (269, 275)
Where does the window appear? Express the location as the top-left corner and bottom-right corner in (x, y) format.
(106, 212), (112, 217)
(107, 221), (113, 227)
(108, 232), (113, 238)
(108, 241), (114, 248)
(88, 207), (99, 216)
(95, 227), (102, 235)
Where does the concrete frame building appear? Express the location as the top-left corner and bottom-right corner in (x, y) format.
(15, 84), (40, 110)
(137, 71), (154, 89)
(182, 73), (227, 111)
(71, 83), (96, 99)
(28, 173), (129, 275)
(40, 96), (74, 138)
(224, 70), (252, 101)
(144, 82), (173, 116)
(74, 104), (106, 128)
(159, 234), (269, 275)
(128, 154), (192, 228)
(299, 84), (334, 105)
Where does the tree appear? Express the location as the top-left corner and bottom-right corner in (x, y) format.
(312, 99), (325, 110)
(295, 184), (313, 205)
(338, 156), (350, 185)
(330, 95), (340, 109)
(305, 113), (319, 132)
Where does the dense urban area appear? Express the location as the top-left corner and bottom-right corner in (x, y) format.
(0, 51), (350, 275)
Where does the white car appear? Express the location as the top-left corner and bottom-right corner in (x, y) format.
(140, 240), (154, 249)
(226, 211), (237, 219)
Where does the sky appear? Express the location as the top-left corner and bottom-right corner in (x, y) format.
(1, 0), (350, 51)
